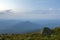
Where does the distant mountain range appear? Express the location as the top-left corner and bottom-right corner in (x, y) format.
(0, 20), (41, 34)
(0, 20), (60, 34)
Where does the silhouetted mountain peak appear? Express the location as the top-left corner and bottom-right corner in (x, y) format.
(22, 21), (32, 24)
(25, 21), (31, 23)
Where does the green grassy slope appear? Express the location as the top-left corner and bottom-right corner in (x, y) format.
(0, 27), (60, 40)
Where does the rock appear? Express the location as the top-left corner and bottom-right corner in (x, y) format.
(41, 27), (53, 36)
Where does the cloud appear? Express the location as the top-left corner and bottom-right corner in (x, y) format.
(49, 8), (53, 10)
(0, 9), (60, 20)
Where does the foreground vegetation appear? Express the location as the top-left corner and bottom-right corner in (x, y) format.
(0, 27), (60, 40)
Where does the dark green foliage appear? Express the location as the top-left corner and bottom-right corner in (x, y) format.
(42, 27), (53, 37)
(53, 27), (60, 35)
(0, 27), (60, 40)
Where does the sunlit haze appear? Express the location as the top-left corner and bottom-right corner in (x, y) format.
(0, 0), (60, 20)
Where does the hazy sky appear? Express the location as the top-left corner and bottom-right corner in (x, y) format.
(0, 0), (60, 20)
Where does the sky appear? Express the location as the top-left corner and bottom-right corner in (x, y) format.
(0, 0), (60, 20)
